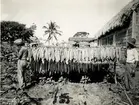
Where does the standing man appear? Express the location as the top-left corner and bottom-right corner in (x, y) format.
(124, 38), (139, 90)
(17, 41), (29, 89)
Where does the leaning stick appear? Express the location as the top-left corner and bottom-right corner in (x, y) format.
(118, 83), (133, 105)
(124, 90), (133, 105)
(114, 61), (117, 84)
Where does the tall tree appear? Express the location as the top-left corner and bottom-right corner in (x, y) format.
(43, 21), (62, 44)
(1, 21), (34, 43)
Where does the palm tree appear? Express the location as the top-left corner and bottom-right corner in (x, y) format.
(43, 21), (62, 45)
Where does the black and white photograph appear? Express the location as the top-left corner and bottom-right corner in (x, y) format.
(1, 0), (139, 105)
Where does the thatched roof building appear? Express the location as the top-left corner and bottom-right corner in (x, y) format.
(69, 32), (97, 47)
(69, 37), (95, 43)
(95, 0), (139, 47)
(68, 37), (97, 47)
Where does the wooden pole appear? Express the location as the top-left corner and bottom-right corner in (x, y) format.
(113, 33), (116, 46)
(114, 51), (117, 84)
(132, 10), (137, 39)
(126, 29), (129, 47)
(113, 32), (117, 84)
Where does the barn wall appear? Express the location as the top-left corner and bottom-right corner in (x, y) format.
(98, 28), (128, 46)
(115, 28), (127, 46)
(98, 34), (113, 46)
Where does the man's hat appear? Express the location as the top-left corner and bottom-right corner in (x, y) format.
(127, 38), (136, 46)
(30, 42), (38, 47)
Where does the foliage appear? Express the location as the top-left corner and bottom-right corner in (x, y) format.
(43, 21), (62, 43)
(29, 23), (37, 31)
(30, 36), (40, 43)
(1, 42), (19, 93)
(1, 21), (34, 43)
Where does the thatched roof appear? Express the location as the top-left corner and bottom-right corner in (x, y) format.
(73, 32), (89, 37)
(68, 37), (95, 42)
(95, 0), (139, 38)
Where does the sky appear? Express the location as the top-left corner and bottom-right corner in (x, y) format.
(1, 0), (131, 42)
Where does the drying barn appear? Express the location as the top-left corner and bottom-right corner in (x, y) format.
(69, 32), (97, 47)
(96, 0), (139, 47)
(68, 37), (97, 47)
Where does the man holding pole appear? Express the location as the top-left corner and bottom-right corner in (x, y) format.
(124, 38), (139, 90)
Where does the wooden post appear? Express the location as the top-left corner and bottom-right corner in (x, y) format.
(136, 8), (139, 47)
(98, 38), (102, 46)
(125, 29), (129, 48)
(113, 33), (116, 46)
(113, 33), (117, 84)
(99, 38), (101, 46)
(132, 10), (137, 39)
(98, 39), (100, 46)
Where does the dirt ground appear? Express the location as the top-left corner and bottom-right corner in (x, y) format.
(27, 83), (121, 105)
(0, 82), (122, 105)
(1, 77), (139, 105)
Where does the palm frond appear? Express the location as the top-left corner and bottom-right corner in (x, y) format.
(47, 22), (52, 29)
(55, 31), (62, 36)
(47, 35), (52, 41)
(57, 30), (62, 33)
(44, 30), (51, 33)
(53, 34), (58, 40)
(43, 30), (51, 36)
(42, 26), (48, 29)
(53, 23), (60, 29)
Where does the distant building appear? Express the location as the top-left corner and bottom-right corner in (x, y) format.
(68, 37), (97, 47)
(73, 32), (89, 38)
(69, 32), (97, 47)
(95, 0), (139, 47)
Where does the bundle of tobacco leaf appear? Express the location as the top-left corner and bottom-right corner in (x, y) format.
(29, 46), (125, 74)
(31, 46), (123, 63)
